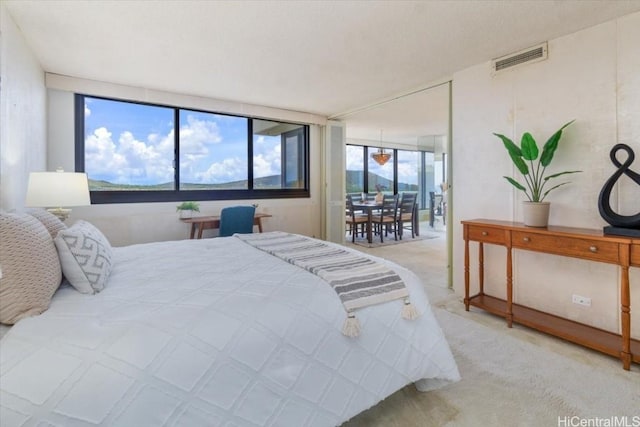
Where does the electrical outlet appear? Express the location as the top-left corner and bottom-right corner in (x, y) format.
(572, 294), (591, 307)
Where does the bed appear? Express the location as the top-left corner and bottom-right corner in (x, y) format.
(0, 212), (459, 427)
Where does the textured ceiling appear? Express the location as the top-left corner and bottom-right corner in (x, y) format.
(344, 83), (450, 145)
(5, 0), (640, 142)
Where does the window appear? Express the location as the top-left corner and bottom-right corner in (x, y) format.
(83, 98), (175, 190)
(253, 119), (306, 189)
(396, 149), (420, 192)
(346, 144), (436, 209)
(367, 146), (395, 193)
(345, 145), (364, 193)
(179, 110), (248, 190)
(76, 95), (309, 203)
(397, 149), (432, 210)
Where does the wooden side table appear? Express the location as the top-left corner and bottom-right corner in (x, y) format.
(462, 218), (639, 371)
(181, 213), (272, 239)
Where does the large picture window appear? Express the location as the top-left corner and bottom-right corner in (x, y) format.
(83, 98), (175, 191)
(76, 95), (309, 203)
(252, 119), (306, 189)
(367, 146), (395, 193)
(179, 110), (248, 190)
(346, 144), (436, 210)
(345, 145), (364, 193)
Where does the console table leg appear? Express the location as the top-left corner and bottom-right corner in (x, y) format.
(621, 265), (631, 370)
(621, 353), (631, 371)
(506, 244), (513, 328)
(479, 243), (485, 295)
(464, 232), (470, 311)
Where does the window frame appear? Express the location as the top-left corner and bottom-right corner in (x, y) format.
(281, 127), (306, 188)
(346, 143), (433, 209)
(75, 94), (310, 204)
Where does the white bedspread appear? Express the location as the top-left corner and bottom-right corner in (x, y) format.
(0, 236), (459, 427)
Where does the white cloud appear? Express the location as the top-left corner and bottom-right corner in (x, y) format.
(85, 126), (174, 185)
(346, 146), (364, 170)
(397, 160), (418, 183)
(85, 127), (126, 176)
(253, 136), (281, 178)
(85, 114), (284, 186)
(179, 115), (221, 159)
(196, 157), (247, 183)
(84, 104), (91, 117)
(253, 154), (278, 177)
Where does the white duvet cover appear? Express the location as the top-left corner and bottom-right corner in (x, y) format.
(0, 235), (459, 427)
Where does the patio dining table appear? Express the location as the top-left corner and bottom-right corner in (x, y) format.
(181, 212), (272, 239)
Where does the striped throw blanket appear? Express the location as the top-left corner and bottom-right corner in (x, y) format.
(236, 232), (419, 337)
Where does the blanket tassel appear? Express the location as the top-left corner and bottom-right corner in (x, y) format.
(401, 298), (419, 320)
(342, 313), (361, 337)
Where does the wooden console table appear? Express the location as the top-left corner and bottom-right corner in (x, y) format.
(462, 219), (640, 370)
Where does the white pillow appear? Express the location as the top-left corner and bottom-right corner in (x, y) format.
(54, 220), (113, 294)
(0, 212), (62, 324)
(26, 208), (67, 239)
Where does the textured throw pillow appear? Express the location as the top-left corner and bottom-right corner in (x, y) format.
(26, 208), (67, 239)
(54, 220), (113, 294)
(0, 212), (62, 325)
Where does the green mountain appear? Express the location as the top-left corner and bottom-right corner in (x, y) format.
(89, 174), (283, 191)
(346, 170), (418, 193)
(90, 172), (416, 193)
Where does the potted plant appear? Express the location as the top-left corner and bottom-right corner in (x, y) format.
(494, 120), (581, 227)
(176, 201), (200, 219)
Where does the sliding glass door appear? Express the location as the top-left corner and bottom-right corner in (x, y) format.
(346, 145), (441, 211)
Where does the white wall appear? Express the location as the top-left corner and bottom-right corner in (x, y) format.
(452, 12), (640, 338)
(0, 4), (46, 210)
(47, 88), (324, 246)
(0, 4), (324, 248)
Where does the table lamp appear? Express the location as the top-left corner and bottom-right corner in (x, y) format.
(25, 168), (91, 221)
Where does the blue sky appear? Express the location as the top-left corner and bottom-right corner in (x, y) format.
(84, 97), (428, 188)
(84, 98), (281, 185)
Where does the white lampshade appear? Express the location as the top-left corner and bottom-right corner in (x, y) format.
(25, 169), (90, 221)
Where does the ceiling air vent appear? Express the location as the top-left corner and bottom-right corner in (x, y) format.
(492, 42), (548, 75)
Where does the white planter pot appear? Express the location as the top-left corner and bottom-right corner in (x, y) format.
(179, 210), (194, 219)
(523, 201), (550, 227)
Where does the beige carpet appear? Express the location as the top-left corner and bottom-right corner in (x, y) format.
(348, 231), (439, 248)
(343, 230), (640, 427)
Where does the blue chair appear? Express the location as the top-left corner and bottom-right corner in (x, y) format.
(218, 205), (256, 237)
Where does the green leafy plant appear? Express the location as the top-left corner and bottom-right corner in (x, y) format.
(176, 201), (200, 212)
(494, 120), (581, 202)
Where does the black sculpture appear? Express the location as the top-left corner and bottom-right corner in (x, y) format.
(598, 144), (640, 237)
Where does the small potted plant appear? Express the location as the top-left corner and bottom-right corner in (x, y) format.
(176, 201), (200, 219)
(494, 120), (581, 227)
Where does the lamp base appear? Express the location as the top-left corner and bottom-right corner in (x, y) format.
(47, 208), (72, 222)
